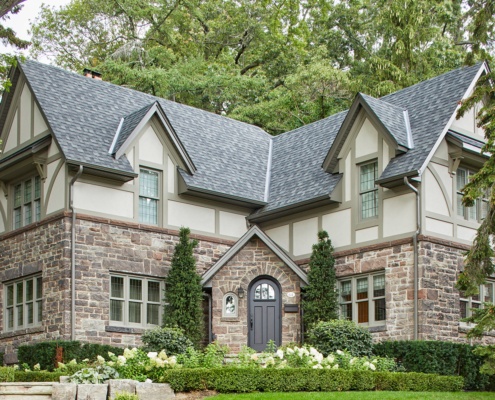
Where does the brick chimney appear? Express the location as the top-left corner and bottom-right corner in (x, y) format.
(83, 68), (102, 80)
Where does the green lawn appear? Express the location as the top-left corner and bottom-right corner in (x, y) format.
(207, 392), (495, 400)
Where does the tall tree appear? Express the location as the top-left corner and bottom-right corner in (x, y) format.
(302, 230), (339, 329)
(163, 227), (204, 346)
(0, 0), (30, 90)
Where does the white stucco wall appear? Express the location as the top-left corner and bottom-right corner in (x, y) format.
(4, 110), (18, 153)
(167, 156), (175, 194)
(33, 102), (48, 136)
(457, 225), (477, 242)
(424, 168), (450, 216)
(293, 217), (318, 256)
(425, 217), (453, 237)
(45, 161), (66, 215)
(355, 226), (379, 243)
(322, 209), (351, 248)
(266, 225), (290, 252)
(19, 85), (31, 144)
(74, 182), (134, 219)
(355, 118), (378, 158)
(139, 125), (163, 165)
(219, 211), (247, 238)
(383, 193), (416, 237)
(168, 200), (215, 233)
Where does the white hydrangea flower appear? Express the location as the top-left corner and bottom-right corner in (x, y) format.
(350, 357), (357, 365)
(314, 353), (323, 363)
(327, 355), (335, 364)
(286, 348), (294, 355)
(169, 356), (177, 367)
(250, 354), (259, 361)
(33, 363), (40, 371)
(265, 356), (275, 366)
(312, 364), (322, 369)
(336, 350), (344, 355)
(123, 348), (134, 359)
(68, 359), (77, 366)
(147, 352), (158, 359)
(332, 364), (339, 369)
(276, 349), (284, 359)
(369, 363), (376, 371)
(96, 355), (105, 365)
(309, 347), (318, 356)
(117, 355), (127, 365)
(108, 352), (115, 358)
(158, 350), (168, 360)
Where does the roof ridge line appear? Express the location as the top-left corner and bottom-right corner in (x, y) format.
(108, 118), (124, 155)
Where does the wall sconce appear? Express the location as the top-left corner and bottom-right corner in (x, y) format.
(237, 287), (245, 299)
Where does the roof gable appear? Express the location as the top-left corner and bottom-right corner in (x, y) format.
(201, 225), (308, 286)
(110, 101), (196, 174)
(322, 93), (412, 174)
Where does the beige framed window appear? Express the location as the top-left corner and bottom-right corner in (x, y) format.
(139, 168), (160, 225)
(4, 275), (42, 331)
(339, 273), (385, 326)
(110, 275), (163, 327)
(13, 176), (41, 229)
(456, 167), (488, 222)
(359, 161), (378, 219)
(460, 280), (494, 320)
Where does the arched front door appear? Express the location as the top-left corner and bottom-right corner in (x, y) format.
(248, 277), (281, 351)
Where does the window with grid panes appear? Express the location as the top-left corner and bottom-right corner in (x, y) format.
(4, 275), (42, 331)
(359, 161), (378, 219)
(339, 273), (385, 325)
(13, 176), (41, 229)
(110, 275), (163, 327)
(139, 168), (159, 225)
(460, 280), (494, 320)
(456, 167), (488, 222)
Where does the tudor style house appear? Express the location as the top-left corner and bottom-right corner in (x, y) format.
(0, 59), (492, 361)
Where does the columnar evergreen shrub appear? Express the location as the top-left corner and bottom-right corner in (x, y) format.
(141, 327), (194, 355)
(302, 230), (338, 328)
(373, 340), (494, 391)
(307, 320), (373, 357)
(163, 227), (204, 346)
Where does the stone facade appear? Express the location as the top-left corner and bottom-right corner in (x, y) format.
(1, 213), (494, 361)
(0, 215), (71, 362)
(210, 237), (302, 352)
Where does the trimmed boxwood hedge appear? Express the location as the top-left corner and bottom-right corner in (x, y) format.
(162, 368), (464, 393)
(373, 340), (494, 391)
(0, 367), (64, 382)
(17, 341), (124, 371)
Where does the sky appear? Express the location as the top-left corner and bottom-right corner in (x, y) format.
(1, 0), (72, 59)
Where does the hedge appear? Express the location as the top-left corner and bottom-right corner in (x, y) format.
(17, 341), (124, 371)
(373, 340), (494, 391)
(162, 368), (464, 393)
(0, 367), (64, 382)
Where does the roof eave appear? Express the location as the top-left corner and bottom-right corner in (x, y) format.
(67, 160), (137, 182)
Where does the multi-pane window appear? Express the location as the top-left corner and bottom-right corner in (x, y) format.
(139, 168), (159, 225)
(360, 161), (378, 219)
(339, 273), (385, 325)
(4, 275), (42, 331)
(456, 167), (488, 222)
(110, 275), (163, 327)
(460, 280), (494, 319)
(13, 176), (41, 229)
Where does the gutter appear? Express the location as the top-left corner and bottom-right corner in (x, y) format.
(403, 176), (420, 341)
(69, 165), (84, 341)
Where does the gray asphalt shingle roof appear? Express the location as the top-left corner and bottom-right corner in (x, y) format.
(360, 93), (411, 149)
(20, 60), (270, 203)
(13, 60), (484, 217)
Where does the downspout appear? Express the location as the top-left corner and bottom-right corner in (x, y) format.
(69, 166), (83, 341)
(404, 176), (420, 341)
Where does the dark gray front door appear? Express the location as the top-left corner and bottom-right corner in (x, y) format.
(248, 278), (281, 351)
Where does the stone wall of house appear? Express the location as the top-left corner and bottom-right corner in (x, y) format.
(73, 215), (234, 347)
(0, 215), (72, 363)
(210, 237), (302, 353)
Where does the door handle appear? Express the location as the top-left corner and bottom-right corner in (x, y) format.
(250, 317), (253, 330)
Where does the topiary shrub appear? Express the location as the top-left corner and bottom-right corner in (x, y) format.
(307, 320), (373, 357)
(141, 327), (194, 355)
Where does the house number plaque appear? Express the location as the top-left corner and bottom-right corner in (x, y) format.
(286, 292), (295, 298)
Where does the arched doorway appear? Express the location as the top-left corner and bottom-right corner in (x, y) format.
(248, 277), (281, 351)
